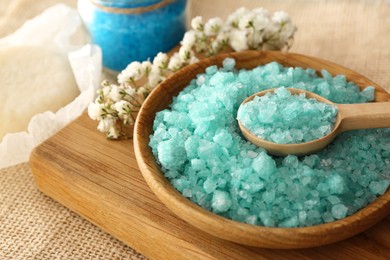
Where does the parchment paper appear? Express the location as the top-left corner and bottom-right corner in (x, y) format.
(0, 4), (102, 169)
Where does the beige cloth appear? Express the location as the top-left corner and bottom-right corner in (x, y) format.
(0, 163), (146, 259)
(1, 0), (390, 259)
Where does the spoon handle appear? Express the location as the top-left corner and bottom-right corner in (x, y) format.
(338, 102), (390, 132)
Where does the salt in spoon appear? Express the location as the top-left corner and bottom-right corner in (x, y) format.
(238, 88), (390, 157)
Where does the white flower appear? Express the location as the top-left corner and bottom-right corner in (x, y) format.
(109, 85), (123, 102)
(124, 86), (136, 96)
(114, 100), (132, 115)
(117, 69), (135, 84)
(88, 102), (105, 120)
(137, 87), (151, 101)
(141, 61), (152, 75)
(251, 31), (265, 47)
(181, 31), (196, 47)
(216, 31), (229, 44)
(178, 45), (193, 61)
(272, 11), (291, 25)
(148, 66), (163, 87)
(238, 12), (255, 30)
(108, 125), (120, 139)
(102, 86), (111, 97)
(264, 21), (279, 38)
(229, 30), (248, 51)
(153, 52), (168, 69)
(137, 86), (148, 95)
(252, 14), (269, 30)
(227, 7), (247, 27)
(97, 117), (115, 132)
(191, 16), (203, 31)
(168, 53), (183, 71)
(211, 32), (229, 52)
(204, 17), (223, 36)
(117, 72), (129, 85)
(279, 22), (297, 42)
(127, 61), (143, 79)
(211, 40), (221, 53)
(118, 61), (143, 84)
(126, 61), (142, 71)
(193, 33), (208, 52)
(123, 87), (137, 103)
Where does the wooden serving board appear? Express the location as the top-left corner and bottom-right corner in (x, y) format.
(30, 113), (390, 259)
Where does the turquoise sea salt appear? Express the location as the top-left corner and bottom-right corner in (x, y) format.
(237, 87), (338, 144)
(149, 58), (390, 227)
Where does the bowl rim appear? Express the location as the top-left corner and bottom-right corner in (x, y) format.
(134, 50), (390, 249)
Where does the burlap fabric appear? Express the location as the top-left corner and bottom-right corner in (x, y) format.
(1, 0), (389, 258)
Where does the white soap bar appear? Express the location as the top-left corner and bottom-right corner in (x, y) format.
(0, 45), (80, 140)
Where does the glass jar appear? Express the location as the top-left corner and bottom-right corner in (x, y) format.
(78, 0), (187, 72)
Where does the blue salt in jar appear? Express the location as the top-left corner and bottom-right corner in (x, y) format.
(78, 0), (187, 72)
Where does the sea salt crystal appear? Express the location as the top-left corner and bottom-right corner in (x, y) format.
(298, 211), (307, 224)
(246, 215), (258, 225)
(247, 150), (258, 159)
(282, 155), (299, 168)
(213, 129), (233, 148)
(222, 57), (236, 71)
(184, 136), (199, 159)
(262, 190), (276, 204)
(259, 211), (275, 227)
(331, 204), (348, 219)
(197, 75), (205, 85)
(369, 180), (390, 195)
(322, 212), (335, 223)
(301, 176), (311, 186)
(197, 141), (218, 159)
(191, 158), (206, 171)
(149, 59), (390, 228)
(327, 173), (345, 194)
(280, 216), (299, 228)
(157, 139), (186, 170)
(203, 177), (217, 194)
(360, 86), (375, 101)
(183, 189), (193, 198)
(212, 190), (232, 213)
(252, 152), (276, 180)
(327, 195), (341, 205)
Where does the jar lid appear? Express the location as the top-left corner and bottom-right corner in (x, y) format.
(90, 0), (175, 14)
(93, 0), (163, 8)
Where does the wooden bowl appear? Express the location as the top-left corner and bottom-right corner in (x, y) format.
(134, 50), (390, 249)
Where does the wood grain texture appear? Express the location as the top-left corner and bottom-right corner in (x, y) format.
(134, 50), (390, 249)
(338, 102), (390, 132)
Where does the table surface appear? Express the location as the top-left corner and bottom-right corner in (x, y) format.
(1, 0), (390, 259)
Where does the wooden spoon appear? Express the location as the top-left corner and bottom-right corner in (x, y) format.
(238, 88), (390, 157)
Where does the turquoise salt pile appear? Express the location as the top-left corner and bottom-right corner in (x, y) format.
(149, 58), (390, 227)
(237, 87), (338, 144)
